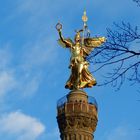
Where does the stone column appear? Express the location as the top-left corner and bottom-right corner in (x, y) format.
(57, 90), (98, 140)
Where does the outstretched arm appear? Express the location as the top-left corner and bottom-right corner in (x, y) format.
(58, 30), (72, 48)
(56, 23), (72, 48)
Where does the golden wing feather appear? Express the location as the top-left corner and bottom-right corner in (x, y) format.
(83, 37), (106, 57)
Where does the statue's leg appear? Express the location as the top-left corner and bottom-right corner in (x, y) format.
(77, 63), (83, 88)
(72, 63), (84, 89)
(72, 64), (79, 89)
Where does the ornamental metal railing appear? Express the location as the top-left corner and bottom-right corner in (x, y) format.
(57, 95), (98, 109)
(57, 95), (67, 108)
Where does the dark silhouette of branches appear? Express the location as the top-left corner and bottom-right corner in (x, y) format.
(133, 0), (140, 6)
(88, 22), (140, 89)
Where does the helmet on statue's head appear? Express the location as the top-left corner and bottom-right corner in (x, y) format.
(74, 30), (82, 42)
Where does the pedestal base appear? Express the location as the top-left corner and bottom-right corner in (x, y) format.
(57, 90), (98, 140)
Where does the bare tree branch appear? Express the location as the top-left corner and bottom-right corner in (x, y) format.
(133, 0), (140, 6)
(88, 22), (140, 89)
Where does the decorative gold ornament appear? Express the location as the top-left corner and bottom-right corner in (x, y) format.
(56, 11), (106, 90)
(56, 22), (62, 31)
(82, 10), (88, 23)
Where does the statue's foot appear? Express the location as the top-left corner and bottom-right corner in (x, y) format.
(65, 85), (69, 89)
(93, 81), (97, 86)
(87, 81), (97, 87)
(65, 84), (74, 90)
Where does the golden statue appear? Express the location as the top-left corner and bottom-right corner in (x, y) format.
(56, 11), (106, 90)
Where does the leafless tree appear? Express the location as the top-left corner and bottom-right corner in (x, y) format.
(133, 0), (140, 6)
(88, 22), (140, 90)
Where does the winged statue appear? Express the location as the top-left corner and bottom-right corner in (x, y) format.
(56, 12), (106, 90)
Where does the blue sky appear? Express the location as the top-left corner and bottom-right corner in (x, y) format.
(0, 0), (140, 140)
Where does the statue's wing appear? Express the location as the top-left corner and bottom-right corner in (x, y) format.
(83, 37), (106, 57)
(58, 38), (74, 48)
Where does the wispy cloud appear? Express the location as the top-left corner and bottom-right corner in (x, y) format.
(21, 37), (58, 68)
(16, 36), (58, 97)
(0, 111), (45, 140)
(16, 73), (42, 97)
(0, 46), (16, 99)
(100, 125), (138, 140)
(0, 45), (40, 99)
(0, 71), (16, 98)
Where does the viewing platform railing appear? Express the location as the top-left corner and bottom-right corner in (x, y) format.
(57, 94), (98, 109)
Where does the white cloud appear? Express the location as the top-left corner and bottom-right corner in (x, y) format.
(0, 71), (16, 98)
(0, 46), (16, 99)
(0, 111), (45, 140)
(0, 55), (41, 99)
(21, 37), (57, 68)
(18, 74), (41, 97)
(16, 37), (58, 97)
(0, 33), (58, 100)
